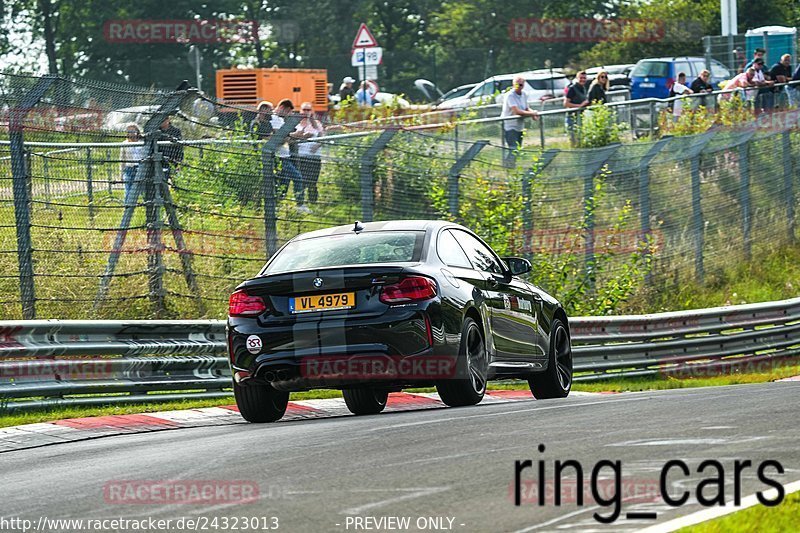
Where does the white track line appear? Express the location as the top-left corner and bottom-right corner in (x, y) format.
(636, 479), (800, 533)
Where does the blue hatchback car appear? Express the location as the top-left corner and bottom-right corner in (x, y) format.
(630, 57), (731, 100)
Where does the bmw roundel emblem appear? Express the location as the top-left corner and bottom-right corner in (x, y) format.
(313, 277), (324, 288)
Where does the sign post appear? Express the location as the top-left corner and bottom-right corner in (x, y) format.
(351, 23), (380, 102)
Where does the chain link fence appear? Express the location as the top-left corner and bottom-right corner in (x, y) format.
(1, 71), (798, 320)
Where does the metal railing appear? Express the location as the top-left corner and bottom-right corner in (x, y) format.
(1, 297), (798, 412)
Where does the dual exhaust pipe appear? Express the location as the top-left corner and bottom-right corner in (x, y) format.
(263, 369), (291, 382)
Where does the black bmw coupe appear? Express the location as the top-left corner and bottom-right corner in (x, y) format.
(227, 220), (572, 422)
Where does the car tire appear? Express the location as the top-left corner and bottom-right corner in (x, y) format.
(233, 380), (289, 423)
(343, 388), (389, 415)
(529, 318), (572, 399)
(436, 317), (487, 407)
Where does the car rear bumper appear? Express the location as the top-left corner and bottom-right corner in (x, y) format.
(228, 305), (460, 391)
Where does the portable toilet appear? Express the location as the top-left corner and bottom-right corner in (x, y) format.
(745, 26), (797, 68)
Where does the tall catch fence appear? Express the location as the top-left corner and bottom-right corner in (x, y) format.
(0, 72), (798, 320)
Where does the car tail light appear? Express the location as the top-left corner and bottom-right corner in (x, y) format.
(666, 77), (675, 90)
(229, 290), (267, 316)
(380, 276), (437, 304)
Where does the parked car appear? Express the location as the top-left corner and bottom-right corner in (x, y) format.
(227, 220), (573, 422)
(585, 64), (634, 92)
(414, 79), (477, 105)
(437, 72), (569, 109)
(630, 57), (730, 99)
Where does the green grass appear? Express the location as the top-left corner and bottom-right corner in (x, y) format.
(680, 491), (800, 533)
(2, 361), (797, 428)
(622, 243), (800, 314)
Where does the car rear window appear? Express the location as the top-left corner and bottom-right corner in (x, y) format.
(632, 61), (670, 78)
(528, 77), (568, 90)
(264, 231), (426, 274)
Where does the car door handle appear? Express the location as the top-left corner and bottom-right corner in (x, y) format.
(532, 293), (542, 301)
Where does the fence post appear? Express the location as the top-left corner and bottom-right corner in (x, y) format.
(738, 141), (751, 261)
(260, 115), (301, 258)
(636, 138), (670, 283)
(783, 131), (795, 244)
(539, 116), (545, 148)
(86, 147), (95, 221)
(447, 140), (488, 220)
(581, 144), (621, 289)
(360, 128), (397, 222)
(145, 149), (166, 315)
(703, 36), (713, 72)
(523, 149), (558, 261)
(43, 156), (51, 208)
(648, 100), (656, 138)
(106, 148), (113, 195)
(690, 155), (704, 283)
(95, 84), (193, 310)
(9, 75), (56, 319)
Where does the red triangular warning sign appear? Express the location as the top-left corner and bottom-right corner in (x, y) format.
(352, 23), (378, 48)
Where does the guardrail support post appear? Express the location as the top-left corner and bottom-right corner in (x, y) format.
(539, 116), (545, 148)
(447, 140), (488, 220)
(648, 101), (656, 138)
(738, 141), (752, 261)
(9, 75), (56, 319)
(523, 149), (558, 261)
(783, 131), (795, 244)
(360, 128), (397, 222)
(261, 115), (301, 258)
(691, 155), (704, 283)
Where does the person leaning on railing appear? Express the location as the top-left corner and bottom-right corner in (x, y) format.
(722, 68), (756, 104)
(500, 75), (539, 168)
(564, 70), (589, 146)
(769, 54), (794, 108)
(690, 69), (715, 110)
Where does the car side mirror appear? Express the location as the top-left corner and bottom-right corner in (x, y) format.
(504, 257), (531, 276)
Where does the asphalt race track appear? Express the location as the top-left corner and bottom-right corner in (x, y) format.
(1, 382), (798, 532)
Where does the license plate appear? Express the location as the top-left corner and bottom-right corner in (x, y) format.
(290, 292), (355, 313)
(639, 83), (655, 88)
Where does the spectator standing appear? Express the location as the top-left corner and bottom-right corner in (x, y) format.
(586, 71), (609, 104)
(769, 54), (793, 107)
(744, 48), (766, 71)
(355, 81), (374, 106)
(120, 123), (145, 203)
(690, 69), (715, 109)
(293, 102), (324, 214)
(158, 116), (183, 184)
(271, 99), (305, 202)
(339, 77), (356, 103)
(249, 101), (274, 139)
(564, 71), (589, 146)
(500, 75), (539, 167)
(670, 72), (694, 119)
(751, 59), (775, 113)
(792, 62), (800, 106)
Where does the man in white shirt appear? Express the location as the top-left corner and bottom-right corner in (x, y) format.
(671, 72), (694, 119)
(500, 76), (539, 167)
(271, 99), (304, 203)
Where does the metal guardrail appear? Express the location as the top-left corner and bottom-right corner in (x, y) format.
(1, 297), (798, 412)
